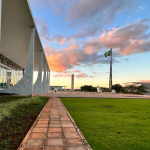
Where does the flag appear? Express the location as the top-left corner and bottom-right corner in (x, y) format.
(104, 50), (111, 57)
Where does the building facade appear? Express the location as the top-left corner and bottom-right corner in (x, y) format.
(0, 0), (50, 96)
(0, 54), (24, 90)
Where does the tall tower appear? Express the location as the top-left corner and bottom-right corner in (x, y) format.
(109, 48), (112, 90)
(71, 74), (74, 91)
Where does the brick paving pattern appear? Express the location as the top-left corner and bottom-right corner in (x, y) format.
(18, 97), (88, 150)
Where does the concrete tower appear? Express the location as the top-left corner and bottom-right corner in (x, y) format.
(71, 74), (74, 91)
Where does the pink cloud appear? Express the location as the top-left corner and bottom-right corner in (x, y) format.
(43, 19), (150, 73)
(81, 19), (150, 56)
(50, 35), (66, 45)
(72, 70), (81, 73)
(138, 80), (150, 83)
(82, 39), (102, 54)
(44, 44), (85, 72)
(99, 19), (150, 56)
(53, 73), (71, 78)
(53, 72), (88, 78)
(76, 73), (88, 78)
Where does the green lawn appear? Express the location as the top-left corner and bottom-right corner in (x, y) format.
(60, 98), (150, 150)
(0, 96), (49, 150)
(0, 95), (26, 104)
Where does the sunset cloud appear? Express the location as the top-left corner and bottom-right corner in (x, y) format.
(99, 19), (150, 55)
(43, 19), (150, 73)
(30, 0), (138, 39)
(82, 39), (102, 54)
(53, 73), (71, 78)
(44, 44), (84, 72)
(31, 1), (150, 77)
(44, 44), (119, 72)
(76, 73), (88, 78)
(82, 19), (150, 56)
(138, 80), (150, 83)
(72, 70), (81, 73)
(67, 0), (138, 38)
(50, 35), (66, 45)
(53, 72), (88, 78)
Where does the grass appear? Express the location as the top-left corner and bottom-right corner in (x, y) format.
(0, 95), (26, 104)
(0, 96), (49, 150)
(60, 98), (150, 150)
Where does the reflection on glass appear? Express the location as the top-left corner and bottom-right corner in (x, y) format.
(0, 54), (24, 89)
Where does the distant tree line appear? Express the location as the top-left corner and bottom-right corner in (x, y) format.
(80, 85), (97, 92)
(112, 84), (148, 95)
(80, 84), (148, 95)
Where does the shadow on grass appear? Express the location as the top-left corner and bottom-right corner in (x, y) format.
(0, 96), (49, 150)
(0, 96), (26, 104)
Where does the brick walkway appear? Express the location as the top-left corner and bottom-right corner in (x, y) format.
(18, 97), (91, 150)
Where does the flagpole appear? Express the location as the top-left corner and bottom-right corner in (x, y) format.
(109, 48), (112, 90)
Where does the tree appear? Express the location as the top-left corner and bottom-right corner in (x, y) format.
(80, 85), (97, 92)
(137, 85), (148, 94)
(101, 87), (111, 92)
(120, 87), (125, 93)
(112, 84), (123, 93)
(121, 84), (148, 95)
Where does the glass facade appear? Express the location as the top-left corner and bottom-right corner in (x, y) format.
(0, 53), (24, 90)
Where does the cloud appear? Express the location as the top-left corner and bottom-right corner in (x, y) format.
(44, 44), (84, 72)
(53, 73), (71, 77)
(66, 0), (137, 23)
(34, 17), (67, 45)
(44, 44), (120, 72)
(78, 19), (150, 56)
(43, 19), (150, 73)
(93, 72), (99, 74)
(76, 73), (88, 78)
(136, 6), (147, 12)
(34, 17), (50, 41)
(72, 70), (81, 73)
(99, 19), (150, 55)
(53, 72), (88, 78)
(67, 0), (138, 38)
(49, 35), (66, 45)
(30, 0), (138, 39)
(82, 39), (103, 54)
(90, 75), (95, 78)
(138, 80), (150, 83)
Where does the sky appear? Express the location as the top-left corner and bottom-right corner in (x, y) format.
(29, 0), (150, 89)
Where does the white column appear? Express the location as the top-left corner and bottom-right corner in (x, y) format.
(42, 62), (47, 93)
(33, 51), (43, 95)
(48, 69), (50, 92)
(0, 28), (35, 96)
(46, 64), (49, 93)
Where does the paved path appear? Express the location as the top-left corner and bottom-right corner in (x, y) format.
(18, 97), (91, 150)
(42, 91), (150, 99)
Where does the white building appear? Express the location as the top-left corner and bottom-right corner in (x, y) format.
(0, 0), (50, 96)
